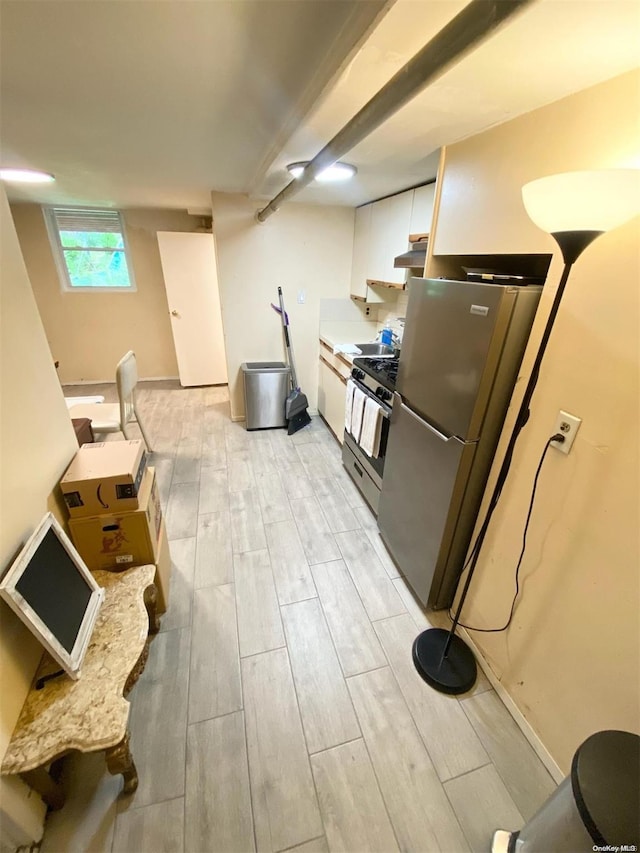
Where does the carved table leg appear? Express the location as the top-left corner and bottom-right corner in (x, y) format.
(105, 730), (138, 795)
(144, 583), (160, 634)
(21, 766), (65, 810)
(124, 639), (150, 696)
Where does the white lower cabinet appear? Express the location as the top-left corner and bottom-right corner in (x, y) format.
(318, 358), (348, 443)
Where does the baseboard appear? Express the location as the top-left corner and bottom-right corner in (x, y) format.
(62, 376), (179, 386)
(459, 627), (565, 784)
(62, 379), (114, 386)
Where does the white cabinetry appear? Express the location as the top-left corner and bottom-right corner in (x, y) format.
(349, 185), (434, 299)
(350, 204), (371, 299)
(317, 343), (350, 443)
(367, 199), (389, 285)
(409, 184), (435, 238)
(367, 192), (413, 286)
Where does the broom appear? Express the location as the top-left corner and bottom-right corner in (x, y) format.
(271, 287), (312, 435)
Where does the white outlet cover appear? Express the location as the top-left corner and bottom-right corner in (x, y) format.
(551, 410), (582, 454)
(297, 289), (306, 304)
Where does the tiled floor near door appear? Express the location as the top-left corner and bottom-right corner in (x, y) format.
(42, 382), (556, 853)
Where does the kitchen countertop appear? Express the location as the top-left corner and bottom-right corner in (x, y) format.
(319, 340), (354, 369)
(320, 342), (355, 367)
(319, 321), (379, 349)
(319, 320), (380, 367)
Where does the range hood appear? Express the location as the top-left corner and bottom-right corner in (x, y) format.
(394, 241), (428, 269)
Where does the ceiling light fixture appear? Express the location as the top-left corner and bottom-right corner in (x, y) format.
(286, 161), (357, 183)
(0, 168), (55, 184)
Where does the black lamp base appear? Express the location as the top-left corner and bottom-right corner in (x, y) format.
(412, 628), (477, 695)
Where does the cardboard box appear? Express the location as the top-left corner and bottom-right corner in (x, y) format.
(60, 440), (147, 519)
(69, 467), (162, 571)
(154, 520), (171, 614)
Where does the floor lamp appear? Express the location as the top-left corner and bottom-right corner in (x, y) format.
(413, 169), (640, 695)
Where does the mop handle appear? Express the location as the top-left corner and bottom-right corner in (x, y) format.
(270, 303), (289, 325)
(278, 287), (298, 390)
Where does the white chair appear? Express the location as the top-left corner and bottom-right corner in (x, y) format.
(68, 351), (153, 450)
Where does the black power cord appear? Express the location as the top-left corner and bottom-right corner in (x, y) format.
(448, 432), (565, 633)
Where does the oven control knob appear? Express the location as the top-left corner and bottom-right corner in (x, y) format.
(376, 386), (392, 402)
(352, 369), (364, 381)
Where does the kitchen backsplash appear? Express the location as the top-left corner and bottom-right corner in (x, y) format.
(319, 297), (373, 323)
(318, 292), (409, 347)
(376, 291), (409, 343)
(319, 298), (378, 348)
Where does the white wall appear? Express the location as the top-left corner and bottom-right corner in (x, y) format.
(211, 193), (355, 419)
(11, 205), (208, 384)
(431, 69), (640, 772)
(0, 188), (79, 843)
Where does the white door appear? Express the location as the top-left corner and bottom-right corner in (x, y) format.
(157, 232), (228, 387)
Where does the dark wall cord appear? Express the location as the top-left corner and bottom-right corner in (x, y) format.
(448, 433), (565, 634)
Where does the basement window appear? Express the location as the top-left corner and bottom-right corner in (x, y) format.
(44, 206), (136, 291)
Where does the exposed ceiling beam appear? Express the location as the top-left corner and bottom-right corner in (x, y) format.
(256, 0), (536, 223)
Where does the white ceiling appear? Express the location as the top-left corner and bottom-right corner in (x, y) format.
(258, 0), (640, 206)
(1, 0), (639, 211)
(0, 0), (387, 208)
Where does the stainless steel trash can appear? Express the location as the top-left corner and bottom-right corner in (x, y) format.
(241, 362), (290, 430)
(492, 730), (639, 853)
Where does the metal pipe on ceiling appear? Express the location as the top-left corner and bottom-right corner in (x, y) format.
(256, 0), (535, 223)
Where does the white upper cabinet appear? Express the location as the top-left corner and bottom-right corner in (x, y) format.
(409, 184), (435, 237)
(349, 184), (435, 298)
(350, 204), (372, 299)
(367, 197), (392, 284)
(368, 192), (413, 285)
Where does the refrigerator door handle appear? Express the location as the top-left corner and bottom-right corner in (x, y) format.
(397, 399), (464, 444)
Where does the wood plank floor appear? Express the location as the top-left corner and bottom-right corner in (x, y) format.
(41, 381), (555, 853)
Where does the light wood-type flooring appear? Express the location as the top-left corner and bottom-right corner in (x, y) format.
(41, 382), (555, 853)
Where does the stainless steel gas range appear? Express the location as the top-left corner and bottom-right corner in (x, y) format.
(342, 356), (398, 514)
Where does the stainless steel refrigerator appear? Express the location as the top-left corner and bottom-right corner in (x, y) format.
(378, 276), (543, 610)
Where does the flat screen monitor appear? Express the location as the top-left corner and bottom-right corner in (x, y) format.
(0, 513), (104, 680)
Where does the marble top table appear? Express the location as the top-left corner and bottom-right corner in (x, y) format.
(1, 564), (159, 809)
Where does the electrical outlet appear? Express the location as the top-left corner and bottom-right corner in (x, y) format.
(551, 410), (582, 454)
(297, 289), (306, 304)
(365, 306), (371, 316)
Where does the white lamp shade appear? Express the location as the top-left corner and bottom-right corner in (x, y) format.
(522, 169), (640, 235)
